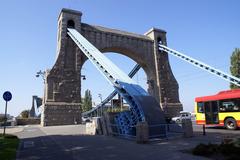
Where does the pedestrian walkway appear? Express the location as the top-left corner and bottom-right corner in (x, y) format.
(11, 125), (215, 160)
(0, 125), (24, 134)
(9, 124), (240, 160)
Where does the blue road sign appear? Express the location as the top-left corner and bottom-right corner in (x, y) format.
(3, 91), (12, 102)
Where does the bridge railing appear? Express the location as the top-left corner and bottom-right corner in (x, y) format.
(148, 123), (184, 139)
(108, 123), (184, 140)
(109, 124), (137, 140)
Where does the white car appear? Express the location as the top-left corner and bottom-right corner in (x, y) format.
(171, 111), (192, 123)
(82, 116), (91, 123)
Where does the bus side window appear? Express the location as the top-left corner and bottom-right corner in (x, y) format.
(219, 99), (240, 112)
(197, 102), (204, 113)
(219, 105), (225, 112)
(234, 99), (240, 111)
(233, 106), (240, 111)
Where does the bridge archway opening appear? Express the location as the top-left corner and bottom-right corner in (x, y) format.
(67, 20), (75, 28)
(157, 37), (163, 44)
(81, 52), (148, 107)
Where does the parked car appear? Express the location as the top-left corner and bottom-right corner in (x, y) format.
(82, 116), (91, 123)
(171, 111), (191, 123)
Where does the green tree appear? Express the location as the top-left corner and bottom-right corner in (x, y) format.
(0, 116), (5, 122)
(230, 48), (240, 89)
(20, 110), (30, 118)
(82, 89), (92, 112)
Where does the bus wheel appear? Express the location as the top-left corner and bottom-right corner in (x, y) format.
(225, 118), (237, 130)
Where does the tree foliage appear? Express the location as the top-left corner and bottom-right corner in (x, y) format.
(0, 116), (5, 122)
(82, 89), (92, 112)
(230, 48), (240, 89)
(20, 110), (30, 118)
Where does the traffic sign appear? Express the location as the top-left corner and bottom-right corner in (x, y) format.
(3, 91), (12, 102)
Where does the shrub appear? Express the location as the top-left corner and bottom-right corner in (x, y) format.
(192, 143), (218, 156)
(219, 143), (240, 156)
(192, 142), (240, 159)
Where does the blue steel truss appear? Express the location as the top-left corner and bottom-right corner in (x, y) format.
(82, 64), (141, 117)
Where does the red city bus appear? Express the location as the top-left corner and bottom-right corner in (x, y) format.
(195, 89), (240, 130)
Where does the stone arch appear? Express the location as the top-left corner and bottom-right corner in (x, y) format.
(80, 48), (151, 94)
(100, 47), (155, 94)
(80, 46), (153, 85)
(80, 52), (149, 105)
(100, 47), (151, 75)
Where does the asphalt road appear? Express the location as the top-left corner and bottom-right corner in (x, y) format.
(192, 121), (240, 135)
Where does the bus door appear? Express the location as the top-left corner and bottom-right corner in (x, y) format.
(204, 101), (219, 124)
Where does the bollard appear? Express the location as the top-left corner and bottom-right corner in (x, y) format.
(182, 119), (193, 138)
(203, 124), (206, 136)
(136, 121), (149, 143)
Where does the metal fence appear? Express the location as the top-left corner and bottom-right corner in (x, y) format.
(108, 123), (185, 140)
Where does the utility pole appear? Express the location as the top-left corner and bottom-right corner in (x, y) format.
(98, 94), (103, 116)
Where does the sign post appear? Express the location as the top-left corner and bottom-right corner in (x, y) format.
(2, 91), (12, 137)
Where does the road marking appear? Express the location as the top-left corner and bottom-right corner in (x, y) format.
(26, 129), (37, 132)
(23, 141), (34, 148)
(65, 146), (84, 152)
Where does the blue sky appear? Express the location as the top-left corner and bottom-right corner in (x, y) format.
(0, 0), (239, 116)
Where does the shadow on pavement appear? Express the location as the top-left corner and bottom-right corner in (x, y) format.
(16, 127), (240, 160)
(16, 133), (212, 160)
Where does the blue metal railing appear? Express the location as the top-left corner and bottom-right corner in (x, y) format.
(108, 123), (184, 140)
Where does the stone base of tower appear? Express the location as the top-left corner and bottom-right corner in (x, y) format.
(161, 103), (183, 118)
(41, 102), (82, 126)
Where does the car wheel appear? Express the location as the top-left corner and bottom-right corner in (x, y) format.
(225, 118), (237, 130)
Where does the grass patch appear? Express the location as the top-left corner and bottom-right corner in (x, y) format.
(0, 134), (19, 160)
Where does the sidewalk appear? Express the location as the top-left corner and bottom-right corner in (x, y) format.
(0, 125), (24, 135)
(13, 125), (214, 160)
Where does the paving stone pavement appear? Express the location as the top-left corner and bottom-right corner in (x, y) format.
(9, 124), (240, 160)
(9, 125), (212, 160)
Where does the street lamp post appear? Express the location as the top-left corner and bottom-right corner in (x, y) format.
(36, 70), (46, 82)
(81, 75), (86, 80)
(98, 94), (103, 116)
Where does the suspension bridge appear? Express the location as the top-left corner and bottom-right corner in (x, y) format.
(41, 9), (240, 138)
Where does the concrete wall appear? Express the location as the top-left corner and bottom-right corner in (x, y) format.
(16, 118), (40, 125)
(41, 102), (81, 126)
